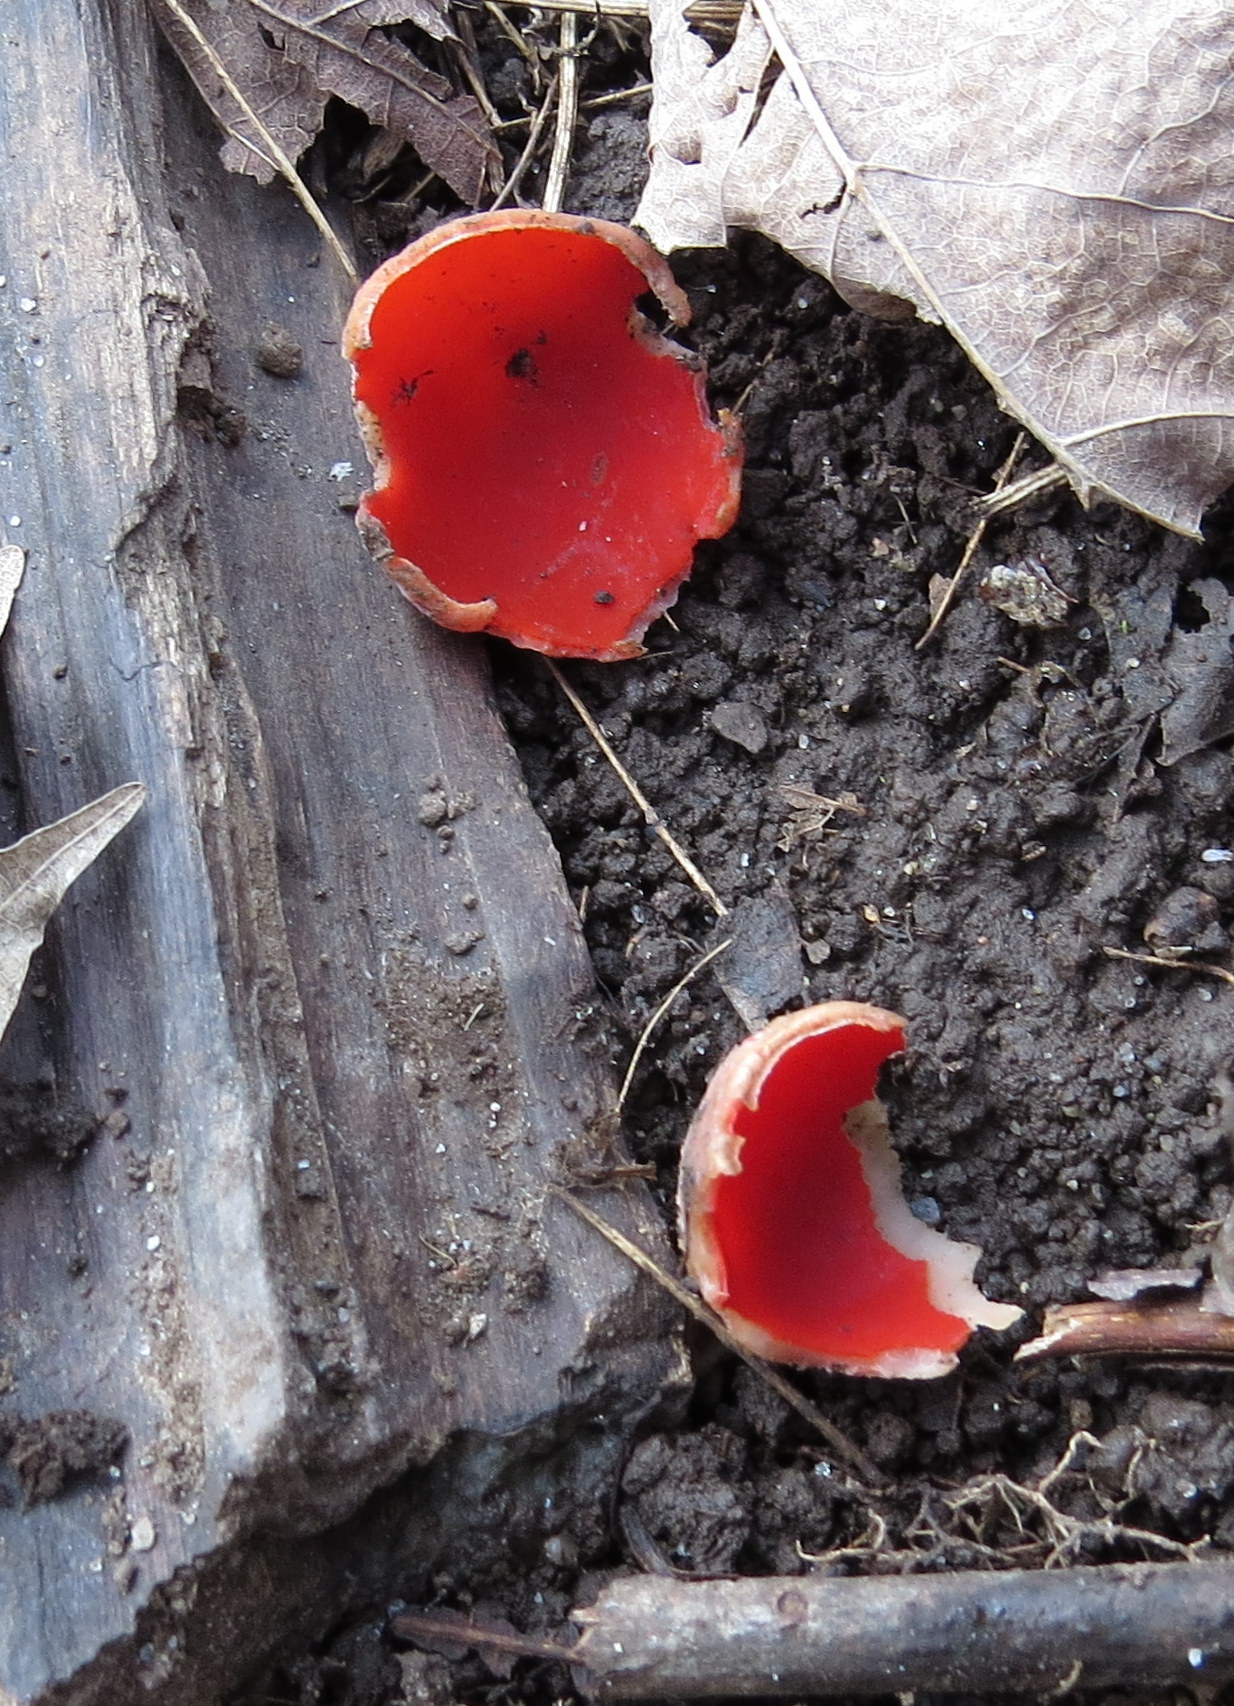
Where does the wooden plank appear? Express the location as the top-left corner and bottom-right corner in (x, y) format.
(0, 5), (680, 1701)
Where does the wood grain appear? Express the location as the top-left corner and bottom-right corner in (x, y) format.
(0, 5), (679, 1700)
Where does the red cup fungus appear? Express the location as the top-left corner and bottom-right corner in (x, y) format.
(679, 1002), (1021, 1378)
(342, 210), (742, 660)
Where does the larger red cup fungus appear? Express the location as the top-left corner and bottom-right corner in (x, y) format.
(679, 1002), (1022, 1378)
(343, 210), (742, 660)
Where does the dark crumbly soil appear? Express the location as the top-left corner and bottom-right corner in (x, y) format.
(1, 1408), (127, 1507)
(248, 33), (1234, 1706)
(0, 1081), (98, 1173)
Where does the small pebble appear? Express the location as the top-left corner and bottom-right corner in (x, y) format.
(129, 1516), (156, 1553)
(708, 700), (769, 755)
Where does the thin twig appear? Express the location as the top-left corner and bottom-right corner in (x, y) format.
(584, 80), (654, 110)
(494, 82), (653, 132)
(484, 0), (538, 58)
(496, 0), (651, 11)
(915, 432), (1025, 649)
(546, 659), (728, 917)
(572, 1561), (1234, 1697)
(979, 462), (1069, 518)
(490, 72), (560, 209)
(617, 938), (733, 1115)
(554, 1188), (885, 1485)
(391, 1609), (573, 1664)
(1103, 944), (1234, 988)
(451, 8), (505, 135)
(158, 0), (357, 286)
(542, 9), (580, 214)
(1018, 1294), (1234, 1363)
(490, 0), (744, 19)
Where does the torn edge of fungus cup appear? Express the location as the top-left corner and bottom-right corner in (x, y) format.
(343, 210), (742, 661)
(679, 1002), (1022, 1378)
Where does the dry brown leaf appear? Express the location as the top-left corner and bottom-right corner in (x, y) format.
(153, 0), (496, 205)
(637, 0), (1234, 537)
(0, 783), (146, 1045)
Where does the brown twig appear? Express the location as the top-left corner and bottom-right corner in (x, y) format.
(1017, 1295), (1234, 1363)
(451, 6), (505, 140)
(391, 1608), (572, 1664)
(554, 1188), (885, 1484)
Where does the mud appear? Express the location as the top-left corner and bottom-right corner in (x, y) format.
(0, 1081), (98, 1173)
(2, 1409), (127, 1507)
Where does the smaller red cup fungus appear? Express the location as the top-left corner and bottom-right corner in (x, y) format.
(679, 1002), (1021, 1378)
(343, 210), (742, 660)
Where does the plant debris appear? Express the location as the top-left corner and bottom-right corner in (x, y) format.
(638, 0), (1234, 536)
(153, 0), (497, 204)
(0, 782), (146, 1045)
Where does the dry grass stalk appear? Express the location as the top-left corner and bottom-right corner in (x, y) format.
(547, 659), (728, 916)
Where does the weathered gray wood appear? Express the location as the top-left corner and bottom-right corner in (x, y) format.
(0, 5), (680, 1701)
(574, 1563), (1234, 1697)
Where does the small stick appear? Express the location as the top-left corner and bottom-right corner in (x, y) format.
(1103, 944), (1234, 988)
(571, 1561), (1234, 1696)
(554, 1189), (885, 1484)
(915, 431), (1025, 650)
(451, 8), (505, 136)
(494, 83), (653, 132)
(157, 0), (357, 286)
(1016, 1295), (1234, 1363)
(391, 1608), (572, 1665)
(490, 72), (560, 210)
(616, 938), (732, 1115)
(584, 81), (654, 111)
(484, 0), (539, 58)
(542, 9), (580, 215)
(979, 461), (1069, 518)
(546, 659), (728, 917)
(496, 0), (743, 20)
